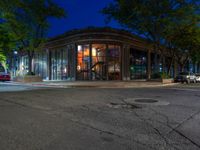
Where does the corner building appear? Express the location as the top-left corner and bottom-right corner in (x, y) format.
(17, 28), (177, 81)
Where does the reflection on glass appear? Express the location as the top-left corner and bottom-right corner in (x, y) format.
(77, 45), (90, 80)
(34, 53), (47, 80)
(108, 45), (121, 80)
(76, 44), (121, 80)
(130, 49), (147, 79)
(91, 44), (106, 80)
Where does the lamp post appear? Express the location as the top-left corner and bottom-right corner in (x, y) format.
(13, 50), (18, 77)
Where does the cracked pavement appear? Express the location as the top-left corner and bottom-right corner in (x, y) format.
(0, 85), (200, 150)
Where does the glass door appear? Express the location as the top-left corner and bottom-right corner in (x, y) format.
(107, 45), (121, 80)
(91, 44), (107, 80)
(130, 49), (147, 79)
(77, 45), (90, 80)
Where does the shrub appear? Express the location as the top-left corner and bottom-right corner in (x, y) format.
(161, 72), (170, 79)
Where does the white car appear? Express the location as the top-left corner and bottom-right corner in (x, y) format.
(175, 72), (196, 83)
(195, 74), (200, 82)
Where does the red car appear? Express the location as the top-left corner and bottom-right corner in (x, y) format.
(0, 73), (11, 81)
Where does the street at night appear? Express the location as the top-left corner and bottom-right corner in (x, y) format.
(0, 84), (200, 150)
(1, 0), (200, 150)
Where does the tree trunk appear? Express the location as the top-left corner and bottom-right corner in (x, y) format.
(167, 58), (173, 75)
(153, 43), (160, 73)
(180, 64), (184, 72)
(167, 53), (175, 75)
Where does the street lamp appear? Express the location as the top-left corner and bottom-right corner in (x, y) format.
(13, 50), (18, 77)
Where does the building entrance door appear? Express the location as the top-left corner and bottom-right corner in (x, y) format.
(130, 48), (147, 79)
(77, 45), (90, 80)
(107, 45), (121, 80)
(91, 44), (107, 80)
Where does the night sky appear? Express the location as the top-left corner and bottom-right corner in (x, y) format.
(48, 0), (121, 37)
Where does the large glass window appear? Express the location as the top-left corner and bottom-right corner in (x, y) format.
(130, 49), (147, 79)
(76, 44), (121, 80)
(18, 56), (28, 76)
(91, 44), (107, 80)
(51, 50), (57, 80)
(77, 45), (90, 80)
(108, 45), (121, 80)
(151, 53), (162, 78)
(62, 49), (69, 80)
(34, 52), (48, 80)
(51, 50), (62, 80)
(50, 48), (73, 81)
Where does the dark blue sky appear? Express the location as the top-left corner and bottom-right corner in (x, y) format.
(48, 0), (122, 37)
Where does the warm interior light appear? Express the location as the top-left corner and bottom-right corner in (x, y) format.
(92, 48), (96, 57)
(84, 49), (89, 56)
(77, 65), (81, 71)
(78, 45), (82, 52)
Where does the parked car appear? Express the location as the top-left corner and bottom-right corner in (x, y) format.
(195, 73), (200, 83)
(0, 65), (11, 81)
(175, 72), (196, 83)
(0, 72), (11, 81)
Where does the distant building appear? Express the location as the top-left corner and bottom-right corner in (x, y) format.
(11, 27), (200, 81)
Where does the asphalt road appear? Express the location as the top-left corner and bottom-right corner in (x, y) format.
(0, 82), (48, 92)
(0, 84), (200, 150)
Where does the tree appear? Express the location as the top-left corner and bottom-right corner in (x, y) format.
(102, 0), (200, 76)
(0, 24), (17, 70)
(0, 0), (66, 74)
(102, 0), (175, 72)
(162, 1), (200, 73)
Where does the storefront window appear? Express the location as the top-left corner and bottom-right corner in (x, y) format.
(34, 52), (47, 80)
(108, 45), (121, 80)
(77, 45), (90, 80)
(130, 49), (147, 79)
(76, 44), (121, 80)
(151, 53), (162, 78)
(91, 44), (106, 80)
(18, 56), (29, 76)
(62, 49), (68, 80)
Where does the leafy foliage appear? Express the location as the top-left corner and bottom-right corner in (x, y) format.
(102, 0), (200, 73)
(0, 0), (66, 73)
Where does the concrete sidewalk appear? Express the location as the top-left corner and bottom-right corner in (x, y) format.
(2, 80), (179, 88)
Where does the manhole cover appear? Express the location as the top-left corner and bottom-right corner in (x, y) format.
(134, 99), (158, 103)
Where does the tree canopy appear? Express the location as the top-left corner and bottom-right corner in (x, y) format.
(102, 0), (200, 73)
(0, 0), (66, 74)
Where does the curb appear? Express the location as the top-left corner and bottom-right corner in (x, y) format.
(0, 81), (179, 89)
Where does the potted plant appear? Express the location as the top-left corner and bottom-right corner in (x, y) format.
(15, 72), (43, 83)
(161, 72), (174, 84)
